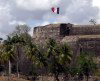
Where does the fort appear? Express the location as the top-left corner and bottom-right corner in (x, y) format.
(33, 23), (100, 59)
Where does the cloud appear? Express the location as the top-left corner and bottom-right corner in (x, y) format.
(14, 0), (60, 11)
(0, 4), (13, 39)
(0, 0), (100, 39)
(9, 20), (26, 25)
(55, 0), (99, 24)
(43, 0), (99, 24)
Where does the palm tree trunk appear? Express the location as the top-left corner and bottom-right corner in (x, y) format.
(87, 76), (88, 81)
(17, 61), (19, 80)
(9, 60), (11, 75)
(16, 45), (20, 81)
(42, 75), (43, 81)
(8, 60), (11, 81)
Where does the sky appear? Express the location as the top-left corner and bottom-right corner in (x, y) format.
(0, 0), (100, 39)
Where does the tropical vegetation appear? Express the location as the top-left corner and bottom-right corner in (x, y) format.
(0, 24), (99, 81)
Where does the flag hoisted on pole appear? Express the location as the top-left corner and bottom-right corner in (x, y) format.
(51, 7), (60, 14)
(51, 0), (60, 14)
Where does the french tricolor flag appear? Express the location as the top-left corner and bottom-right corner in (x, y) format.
(51, 7), (60, 14)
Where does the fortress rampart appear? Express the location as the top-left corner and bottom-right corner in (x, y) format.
(33, 23), (100, 56)
(33, 23), (100, 44)
(72, 25), (100, 35)
(33, 23), (100, 66)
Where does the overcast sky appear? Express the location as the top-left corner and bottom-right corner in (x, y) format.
(0, 0), (100, 39)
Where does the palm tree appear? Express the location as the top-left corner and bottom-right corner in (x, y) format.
(77, 52), (97, 81)
(10, 25), (32, 79)
(2, 36), (16, 81)
(11, 34), (27, 80)
(25, 42), (48, 81)
(25, 38), (72, 81)
(25, 42), (47, 69)
(2, 35), (25, 81)
(45, 38), (72, 81)
(0, 43), (5, 70)
(59, 43), (72, 81)
(45, 38), (60, 81)
(0, 25), (31, 80)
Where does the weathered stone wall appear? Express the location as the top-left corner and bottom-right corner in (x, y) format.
(71, 25), (100, 35)
(61, 35), (100, 66)
(33, 24), (65, 44)
(33, 23), (100, 56)
(79, 37), (100, 56)
(62, 35), (100, 55)
(33, 24), (61, 38)
(33, 24), (100, 44)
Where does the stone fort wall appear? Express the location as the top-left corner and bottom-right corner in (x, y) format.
(33, 23), (100, 44)
(72, 25), (100, 35)
(33, 23), (100, 66)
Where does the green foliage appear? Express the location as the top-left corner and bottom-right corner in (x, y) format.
(78, 52), (97, 74)
(59, 44), (72, 65)
(1, 36), (16, 62)
(76, 52), (97, 81)
(25, 42), (47, 68)
(25, 38), (72, 81)
(44, 38), (72, 81)
(1, 24), (32, 62)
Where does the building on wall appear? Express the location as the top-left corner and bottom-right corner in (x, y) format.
(33, 23), (100, 64)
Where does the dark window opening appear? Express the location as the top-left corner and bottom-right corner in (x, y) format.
(60, 24), (70, 36)
(66, 27), (70, 35)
